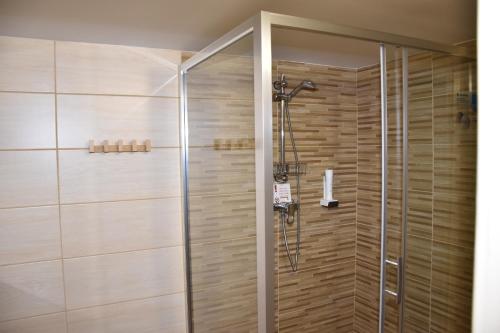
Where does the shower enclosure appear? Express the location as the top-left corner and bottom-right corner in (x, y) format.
(180, 12), (476, 333)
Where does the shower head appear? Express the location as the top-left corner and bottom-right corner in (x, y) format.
(289, 80), (316, 98)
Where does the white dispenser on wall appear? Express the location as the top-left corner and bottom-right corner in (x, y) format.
(320, 169), (339, 207)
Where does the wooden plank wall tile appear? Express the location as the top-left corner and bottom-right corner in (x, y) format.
(355, 49), (476, 333)
(275, 60), (357, 332)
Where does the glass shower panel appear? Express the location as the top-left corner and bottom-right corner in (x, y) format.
(381, 45), (406, 333)
(402, 47), (477, 332)
(183, 34), (258, 333)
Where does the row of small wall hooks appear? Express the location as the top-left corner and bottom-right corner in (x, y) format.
(89, 140), (152, 153)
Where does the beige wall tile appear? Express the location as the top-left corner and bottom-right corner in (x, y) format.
(0, 312), (66, 333)
(0, 260), (65, 321)
(0, 37), (54, 92)
(0, 206), (61, 265)
(0, 151), (58, 208)
(67, 293), (186, 333)
(57, 94), (179, 148)
(61, 197), (182, 257)
(0, 92), (56, 149)
(59, 148), (180, 204)
(64, 247), (184, 309)
(56, 41), (180, 96)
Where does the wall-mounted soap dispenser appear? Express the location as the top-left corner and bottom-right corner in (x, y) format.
(320, 169), (339, 207)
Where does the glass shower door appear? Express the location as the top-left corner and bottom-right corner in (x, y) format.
(381, 44), (477, 332)
(182, 34), (259, 333)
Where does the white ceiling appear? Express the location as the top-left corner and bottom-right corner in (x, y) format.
(0, 0), (476, 67)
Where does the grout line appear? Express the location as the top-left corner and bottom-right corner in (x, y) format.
(0, 90), (181, 99)
(0, 257), (61, 268)
(0, 203), (59, 210)
(0, 148), (57, 152)
(0, 310), (67, 325)
(0, 258), (62, 268)
(0, 195), (182, 211)
(62, 244), (185, 261)
(59, 195), (182, 206)
(0, 290), (189, 325)
(0, 244), (186, 268)
(0, 90), (55, 95)
(64, 290), (186, 314)
(52, 40), (70, 333)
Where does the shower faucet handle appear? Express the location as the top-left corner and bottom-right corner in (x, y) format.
(273, 76), (288, 91)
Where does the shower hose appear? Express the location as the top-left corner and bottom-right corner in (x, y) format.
(281, 100), (301, 272)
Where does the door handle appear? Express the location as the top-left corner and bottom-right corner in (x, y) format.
(384, 256), (403, 304)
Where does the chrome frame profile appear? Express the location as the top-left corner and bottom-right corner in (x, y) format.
(400, 47), (409, 333)
(378, 43), (389, 333)
(179, 11), (461, 333)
